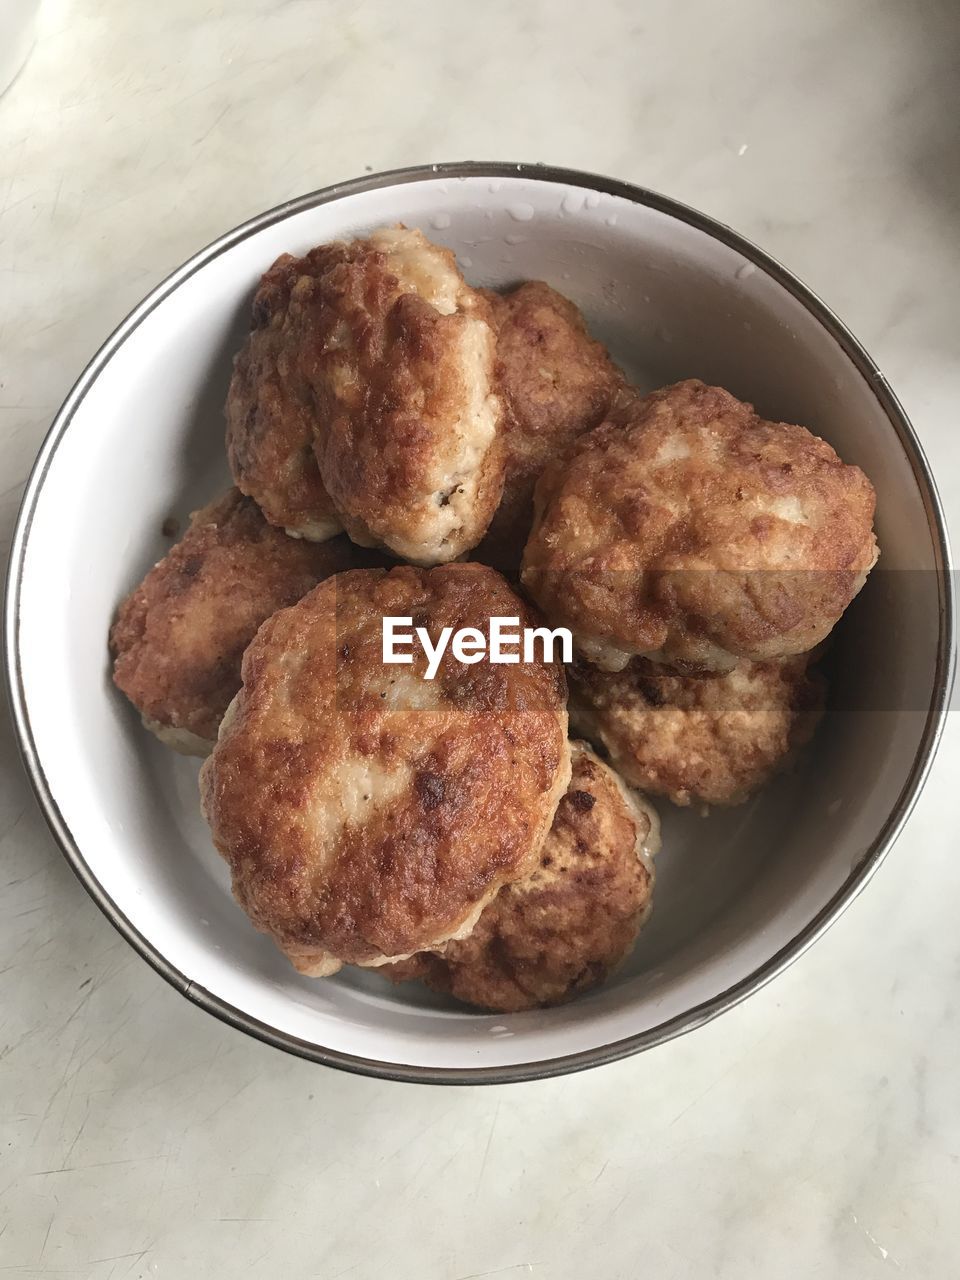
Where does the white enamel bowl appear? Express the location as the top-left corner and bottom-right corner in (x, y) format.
(5, 163), (954, 1083)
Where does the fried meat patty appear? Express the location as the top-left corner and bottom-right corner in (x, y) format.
(476, 281), (624, 567)
(569, 653), (825, 807)
(226, 252), (343, 540)
(307, 227), (504, 563)
(521, 379), (878, 672)
(110, 489), (378, 754)
(384, 741), (659, 1010)
(199, 563), (571, 975)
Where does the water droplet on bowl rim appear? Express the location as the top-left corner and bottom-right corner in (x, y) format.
(508, 202), (535, 222)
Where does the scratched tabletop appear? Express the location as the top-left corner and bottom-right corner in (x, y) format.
(1, 2), (959, 1276)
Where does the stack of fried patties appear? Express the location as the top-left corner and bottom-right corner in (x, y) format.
(110, 226), (878, 1012)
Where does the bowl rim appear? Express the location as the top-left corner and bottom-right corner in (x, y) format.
(4, 160), (955, 1085)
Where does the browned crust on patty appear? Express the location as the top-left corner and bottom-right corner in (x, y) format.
(199, 564), (571, 971)
(226, 249), (346, 540)
(475, 282), (625, 568)
(309, 231), (504, 564)
(384, 742), (657, 1010)
(569, 653), (825, 807)
(521, 379), (878, 672)
(109, 489), (382, 749)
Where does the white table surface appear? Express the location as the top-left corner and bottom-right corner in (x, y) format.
(2, 1), (958, 1276)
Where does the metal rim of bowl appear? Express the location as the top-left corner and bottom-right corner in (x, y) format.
(4, 161), (956, 1085)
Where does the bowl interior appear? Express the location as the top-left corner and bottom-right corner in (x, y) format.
(12, 170), (946, 1077)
